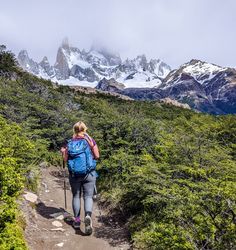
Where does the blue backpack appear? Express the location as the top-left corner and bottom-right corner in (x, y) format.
(67, 138), (96, 175)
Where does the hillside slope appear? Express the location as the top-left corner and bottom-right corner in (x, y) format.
(1, 47), (236, 249)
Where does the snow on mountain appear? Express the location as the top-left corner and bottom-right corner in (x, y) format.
(163, 59), (226, 89)
(55, 77), (98, 88)
(116, 71), (162, 88)
(182, 59), (226, 84)
(113, 55), (170, 88)
(155, 59), (236, 114)
(17, 39), (171, 88)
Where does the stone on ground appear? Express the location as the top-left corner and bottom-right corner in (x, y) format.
(52, 220), (63, 227)
(23, 191), (38, 203)
(56, 242), (64, 247)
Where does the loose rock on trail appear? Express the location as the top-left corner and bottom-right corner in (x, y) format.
(21, 166), (131, 250)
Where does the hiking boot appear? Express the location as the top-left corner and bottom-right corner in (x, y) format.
(84, 215), (93, 235)
(73, 217), (81, 229)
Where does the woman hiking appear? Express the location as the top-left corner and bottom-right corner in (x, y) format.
(60, 121), (99, 235)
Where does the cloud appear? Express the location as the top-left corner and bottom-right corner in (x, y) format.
(0, 0), (235, 68)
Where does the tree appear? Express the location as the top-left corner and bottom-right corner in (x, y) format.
(0, 45), (18, 75)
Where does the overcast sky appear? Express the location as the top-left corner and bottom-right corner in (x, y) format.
(0, 0), (235, 69)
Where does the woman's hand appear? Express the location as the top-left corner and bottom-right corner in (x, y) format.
(60, 147), (68, 162)
(60, 147), (67, 154)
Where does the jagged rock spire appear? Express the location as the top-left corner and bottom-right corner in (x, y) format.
(61, 37), (70, 50)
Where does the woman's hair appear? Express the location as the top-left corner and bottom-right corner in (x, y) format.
(73, 121), (88, 136)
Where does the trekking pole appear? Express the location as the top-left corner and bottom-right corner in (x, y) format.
(62, 155), (67, 210)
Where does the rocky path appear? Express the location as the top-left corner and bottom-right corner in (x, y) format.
(21, 166), (131, 250)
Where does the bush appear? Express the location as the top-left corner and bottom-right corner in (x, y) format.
(0, 116), (44, 249)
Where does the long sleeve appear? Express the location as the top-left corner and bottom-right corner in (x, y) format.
(84, 134), (100, 159)
(91, 144), (100, 160)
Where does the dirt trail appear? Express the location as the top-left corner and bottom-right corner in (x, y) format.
(21, 166), (131, 250)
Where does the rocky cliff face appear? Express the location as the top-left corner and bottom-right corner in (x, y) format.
(18, 50), (40, 75)
(95, 78), (125, 92)
(18, 50), (53, 79)
(39, 56), (55, 77)
(54, 46), (70, 80)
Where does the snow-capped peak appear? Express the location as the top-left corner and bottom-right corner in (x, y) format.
(182, 59), (225, 84)
(163, 59), (226, 89)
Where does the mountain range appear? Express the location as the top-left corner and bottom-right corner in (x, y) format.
(17, 39), (236, 114)
(18, 38), (171, 88)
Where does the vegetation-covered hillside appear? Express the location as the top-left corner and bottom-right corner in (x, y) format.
(0, 46), (236, 249)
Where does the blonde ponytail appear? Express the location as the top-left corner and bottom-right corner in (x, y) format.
(73, 121), (88, 137)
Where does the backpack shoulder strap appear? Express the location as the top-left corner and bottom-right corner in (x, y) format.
(73, 135), (93, 147)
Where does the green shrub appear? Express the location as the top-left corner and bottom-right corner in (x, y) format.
(0, 116), (44, 249)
